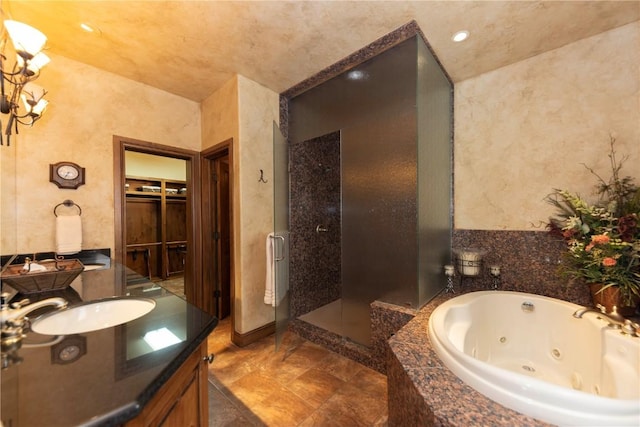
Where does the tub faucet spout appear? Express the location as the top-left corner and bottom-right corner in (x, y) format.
(573, 304), (607, 319)
(573, 304), (638, 335)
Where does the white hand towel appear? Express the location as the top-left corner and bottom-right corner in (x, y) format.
(56, 215), (82, 255)
(264, 232), (275, 306)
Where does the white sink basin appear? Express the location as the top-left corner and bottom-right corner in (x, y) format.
(31, 297), (156, 335)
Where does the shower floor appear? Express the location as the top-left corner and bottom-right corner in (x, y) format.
(298, 299), (343, 336)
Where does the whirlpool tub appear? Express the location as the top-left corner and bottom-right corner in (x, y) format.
(428, 291), (639, 426)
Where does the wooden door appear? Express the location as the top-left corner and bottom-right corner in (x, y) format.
(200, 143), (233, 320)
(216, 157), (231, 319)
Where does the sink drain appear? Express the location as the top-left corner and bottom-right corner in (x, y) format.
(522, 365), (535, 372)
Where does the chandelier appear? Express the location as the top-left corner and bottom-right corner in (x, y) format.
(0, 19), (49, 146)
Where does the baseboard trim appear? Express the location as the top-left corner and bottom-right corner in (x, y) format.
(232, 321), (276, 347)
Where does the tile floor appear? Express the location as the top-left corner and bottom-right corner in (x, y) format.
(207, 317), (389, 426)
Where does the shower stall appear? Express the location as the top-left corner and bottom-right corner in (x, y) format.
(279, 34), (452, 347)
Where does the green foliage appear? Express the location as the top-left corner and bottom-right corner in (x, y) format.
(546, 137), (640, 305)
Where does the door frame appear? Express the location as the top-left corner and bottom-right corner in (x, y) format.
(113, 135), (202, 304)
(201, 138), (235, 326)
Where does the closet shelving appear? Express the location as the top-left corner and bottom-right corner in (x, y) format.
(125, 175), (187, 280)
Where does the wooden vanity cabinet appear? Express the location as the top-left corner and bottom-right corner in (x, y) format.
(124, 342), (208, 427)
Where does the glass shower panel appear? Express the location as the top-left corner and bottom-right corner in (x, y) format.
(286, 35), (452, 347)
(341, 110), (418, 345)
(416, 39), (453, 306)
(273, 122), (290, 350)
(340, 38), (419, 346)
(288, 38), (418, 145)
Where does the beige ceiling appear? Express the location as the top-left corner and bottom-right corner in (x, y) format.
(5, 1), (640, 102)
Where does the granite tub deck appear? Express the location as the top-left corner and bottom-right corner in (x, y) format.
(387, 291), (552, 427)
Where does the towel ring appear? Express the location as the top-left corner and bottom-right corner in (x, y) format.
(54, 200), (82, 216)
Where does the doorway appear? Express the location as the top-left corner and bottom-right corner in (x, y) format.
(113, 136), (202, 307)
(124, 151), (187, 295)
(201, 140), (233, 322)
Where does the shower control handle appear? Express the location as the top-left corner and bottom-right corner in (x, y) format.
(316, 225), (328, 233)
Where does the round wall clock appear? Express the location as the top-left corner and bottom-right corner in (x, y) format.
(50, 161), (85, 189)
(51, 335), (87, 365)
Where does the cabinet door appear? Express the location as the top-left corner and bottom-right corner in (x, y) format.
(158, 375), (199, 426)
(166, 200), (187, 242)
(126, 199), (162, 244)
(124, 343), (208, 427)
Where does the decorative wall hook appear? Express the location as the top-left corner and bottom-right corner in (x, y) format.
(259, 169), (268, 183)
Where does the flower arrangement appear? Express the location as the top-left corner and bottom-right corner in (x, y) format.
(546, 136), (640, 307)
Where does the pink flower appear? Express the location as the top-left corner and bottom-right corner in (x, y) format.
(602, 257), (617, 267)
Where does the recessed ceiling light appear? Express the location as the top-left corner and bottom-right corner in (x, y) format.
(452, 30), (469, 43)
(80, 22), (103, 36)
(80, 23), (95, 32)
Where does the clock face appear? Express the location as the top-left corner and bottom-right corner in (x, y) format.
(51, 335), (87, 364)
(50, 162), (85, 189)
(59, 345), (81, 362)
(57, 165), (79, 180)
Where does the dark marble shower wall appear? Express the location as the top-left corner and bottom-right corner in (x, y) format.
(289, 131), (342, 318)
(452, 229), (591, 306)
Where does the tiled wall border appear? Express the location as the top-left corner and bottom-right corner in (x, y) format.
(452, 229), (591, 306)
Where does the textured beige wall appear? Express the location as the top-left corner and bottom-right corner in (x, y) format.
(201, 75), (279, 334)
(237, 75), (279, 333)
(455, 22), (639, 231)
(9, 53), (200, 254)
(201, 76), (241, 328)
(124, 152), (186, 181)
(0, 143), (17, 254)
(201, 76), (239, 150)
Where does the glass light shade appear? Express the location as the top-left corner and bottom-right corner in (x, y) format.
(4, 20), (47, 58)
(17, 52), (50, 75)
(29, 98), (48, 116)
(21, 82), (47, 115)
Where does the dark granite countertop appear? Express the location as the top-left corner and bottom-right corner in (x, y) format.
(388, 290), (551, 427)
(1, 262), (217, 427)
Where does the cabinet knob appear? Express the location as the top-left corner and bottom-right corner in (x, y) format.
(203, 353), (214, 364)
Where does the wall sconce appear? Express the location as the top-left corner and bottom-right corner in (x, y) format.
(0, 19), (50, 146)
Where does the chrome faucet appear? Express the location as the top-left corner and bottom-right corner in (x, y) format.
(573, 304), (639, 337)
(0, 294), (68, 369)
(0, 294), (68, 325)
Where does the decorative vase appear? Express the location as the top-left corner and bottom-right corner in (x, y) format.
(589, 284), (639, 317)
